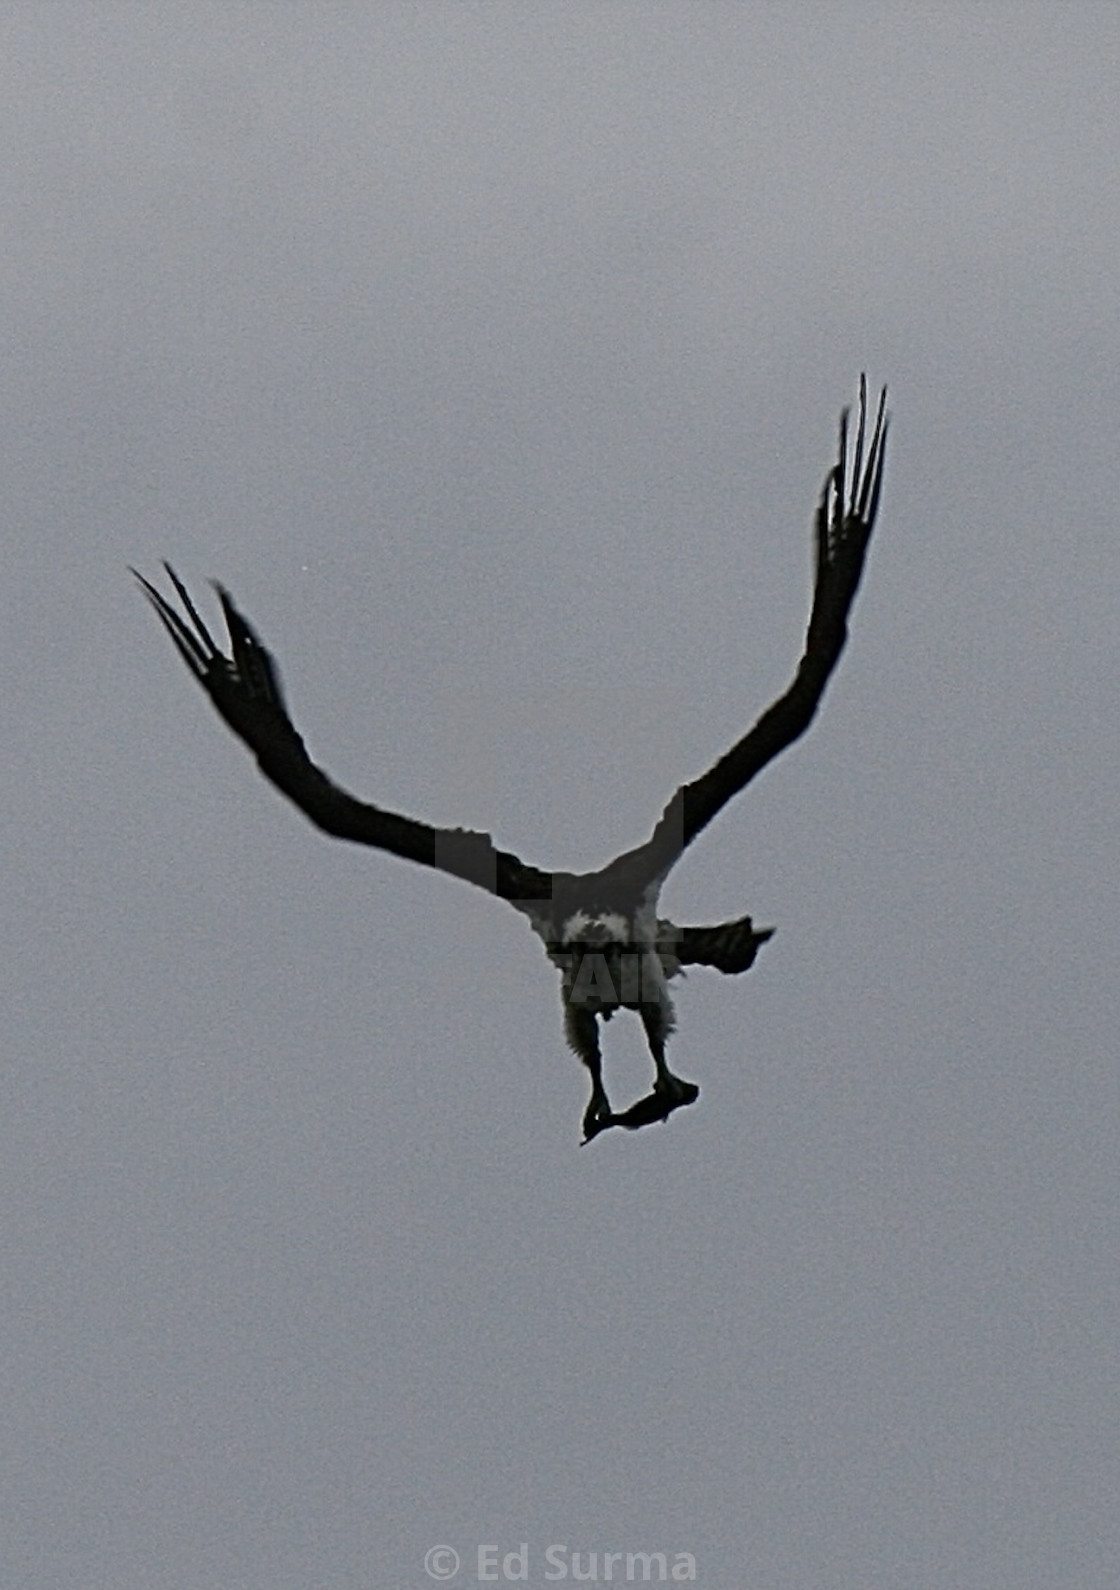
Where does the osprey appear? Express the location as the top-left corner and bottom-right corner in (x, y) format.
(135, 378), (887, 1142)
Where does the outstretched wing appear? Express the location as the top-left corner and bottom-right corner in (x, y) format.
(133, 565), (553, 908)
(641, 376), (887, 877)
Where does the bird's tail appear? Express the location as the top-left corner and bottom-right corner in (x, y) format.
(658, 915), (774, 976)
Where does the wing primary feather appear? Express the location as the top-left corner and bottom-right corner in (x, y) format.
(130, 567), (209, 680)
(858, 387), (889, 524)
(164, 562), (221, 659)
(214, 583), (286, 708)
(849, 373), (867, 518)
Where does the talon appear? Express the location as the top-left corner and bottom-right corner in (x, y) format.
(654, 1074), (700, 1108)
(581, 1098), (615, 1144)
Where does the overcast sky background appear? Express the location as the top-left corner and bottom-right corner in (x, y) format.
(2, 7), (1118, 1588)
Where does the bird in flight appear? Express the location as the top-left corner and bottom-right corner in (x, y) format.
(135, 378), (887, 1143)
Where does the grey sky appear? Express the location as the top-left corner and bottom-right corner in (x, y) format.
(2, 6), (1118, 1587)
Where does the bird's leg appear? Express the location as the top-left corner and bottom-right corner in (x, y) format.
(639, 1000), (699, 1110)
(564, 1006), (613, 1142)
(598, 1000), (699, 1135)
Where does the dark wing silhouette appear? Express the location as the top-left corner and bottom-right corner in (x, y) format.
(639, 376), (887, 878)
(132, 565), (553, 908)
